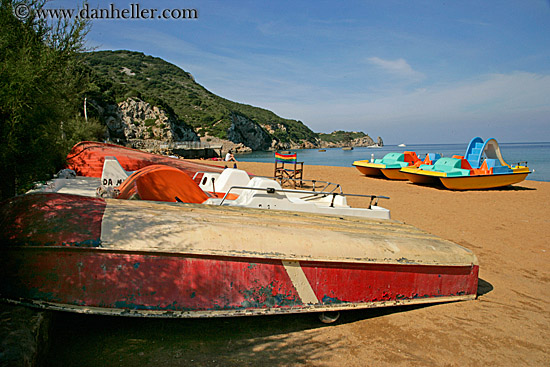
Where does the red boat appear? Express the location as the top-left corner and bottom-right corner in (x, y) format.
(66, 141), (225, 179)
(0, 192), (479, 320)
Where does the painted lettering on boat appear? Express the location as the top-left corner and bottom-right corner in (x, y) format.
(102, 178), (124, 186)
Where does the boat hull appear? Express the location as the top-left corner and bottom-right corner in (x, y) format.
(0, 193), (479, 318)
(401, 171), (442, 185)
(1, 247), (478, 317)
(66, 141), (224, 178)
(381, 168), (409, 180)
(439, 172), (530, 190)
(353, 161), (383, 177)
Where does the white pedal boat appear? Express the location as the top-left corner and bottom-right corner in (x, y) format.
(32, 157), (391, 220)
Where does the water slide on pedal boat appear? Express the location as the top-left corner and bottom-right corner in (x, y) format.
(0, 192), (479, 319)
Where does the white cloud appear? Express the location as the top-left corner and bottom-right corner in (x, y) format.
(367, 57), (425, 81)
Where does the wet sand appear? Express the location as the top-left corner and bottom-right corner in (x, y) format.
(45, 161), (550, 366)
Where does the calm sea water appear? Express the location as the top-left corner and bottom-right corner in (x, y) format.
(235, 142), (550, 182)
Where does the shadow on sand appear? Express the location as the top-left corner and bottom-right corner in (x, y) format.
(477, 278), (494, 297)
(358, 175), (535, 191)
(403, 181), (536, 192)
(43, 301), (457, 367)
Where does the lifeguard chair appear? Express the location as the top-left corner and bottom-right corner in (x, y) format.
(274, 152), (303, 187)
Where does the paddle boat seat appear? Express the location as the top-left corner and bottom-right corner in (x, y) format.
(374, 151), (421, 169)
(201, 168), (251, 195)
(418, 157), (472, 177)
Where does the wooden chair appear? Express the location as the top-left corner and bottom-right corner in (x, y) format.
(274, 152), (303, 187)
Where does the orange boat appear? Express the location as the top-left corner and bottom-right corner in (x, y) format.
(117, 165), (239, 202)
(66, 141), (225, 179)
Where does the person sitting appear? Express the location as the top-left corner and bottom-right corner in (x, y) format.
(225, 150), (237, 162)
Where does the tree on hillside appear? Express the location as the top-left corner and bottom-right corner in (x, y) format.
(0, 0), (102, 200)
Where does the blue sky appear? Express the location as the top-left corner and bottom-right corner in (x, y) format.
(51, 0), (550, 144)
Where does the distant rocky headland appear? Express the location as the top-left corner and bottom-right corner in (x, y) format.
(82, 50), (382, 155)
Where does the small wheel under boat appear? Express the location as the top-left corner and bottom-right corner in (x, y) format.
(318, 311), (340, 324)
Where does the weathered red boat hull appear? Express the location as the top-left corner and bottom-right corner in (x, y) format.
(65, 141), (224, 178)
(0, 193), (479, 317)
(0, 247), (478, 317)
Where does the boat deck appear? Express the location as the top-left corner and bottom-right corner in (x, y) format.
(6, 193), (477, 267)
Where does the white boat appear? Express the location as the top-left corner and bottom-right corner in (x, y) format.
(32, 158), (391, 220)
(196, 169), (390, 220)
(398, 144), (406, 147)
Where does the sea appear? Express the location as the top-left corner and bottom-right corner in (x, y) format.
(235, 142), (550, 182)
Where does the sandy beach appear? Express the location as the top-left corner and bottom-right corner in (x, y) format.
(47, 161), (549, 366)
(203, 161), (550, 365)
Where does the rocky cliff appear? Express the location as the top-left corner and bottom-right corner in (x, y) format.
(352, 135), (376, 147)
(317, 133), (384, 148)
(99, 98), (199, 143)
(96, 98), (385, 153)
(227, 113), (272, 151)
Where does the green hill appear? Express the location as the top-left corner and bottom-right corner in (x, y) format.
(81, 50), (318, 147)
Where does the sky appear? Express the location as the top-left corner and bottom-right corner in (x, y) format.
(48, 0), (550, 144)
